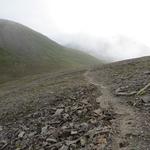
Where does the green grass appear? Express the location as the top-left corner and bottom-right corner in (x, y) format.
(0, 20), (101, 83)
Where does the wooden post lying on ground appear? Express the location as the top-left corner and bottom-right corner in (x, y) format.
(137, 82), (150, 95)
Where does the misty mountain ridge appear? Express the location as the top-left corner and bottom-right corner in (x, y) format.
(0, 19), (100, 83)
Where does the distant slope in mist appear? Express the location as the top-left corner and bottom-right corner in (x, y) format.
(0, 19), (100, 83)
(61, 34), (150, 62)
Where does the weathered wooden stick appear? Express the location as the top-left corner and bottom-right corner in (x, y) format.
(137, 82), (150, 95)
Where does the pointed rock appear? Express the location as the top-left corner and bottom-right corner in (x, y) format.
(18, 131), (25, 138)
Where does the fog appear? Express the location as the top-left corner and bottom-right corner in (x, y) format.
(57, 34), (150, 62)
(1, 0), (150, 61)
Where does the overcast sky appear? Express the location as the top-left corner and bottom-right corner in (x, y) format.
(1, 0), (150, 60)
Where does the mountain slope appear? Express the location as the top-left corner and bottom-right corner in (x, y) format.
(63, 34), (150, 62)
(0, 56), (150, 149)
(0, 19), (100, 82)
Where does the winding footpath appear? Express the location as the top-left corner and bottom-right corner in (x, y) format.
(84, 70), (142, 150)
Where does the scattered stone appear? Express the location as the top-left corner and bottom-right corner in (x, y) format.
(46, 138), (57, 143)
(53, 109), (64, 116)
(82, 108), (88, 113)
(0, 84), (112, 149)
(115, 87), (125, 93)
(70, 143), (77, 149)
(80, 137), (86, 146)
(61, 126), (68, 130)
(77, 110), (82, 115)
(65, 140), (77, 146)
(96, 97), (101, 103)
(93, 108), (102, 115)
(58, 104), (65, 108)
(69, 123), (74, 128)
(41, 126), (48, 135)
(141, 95), (150, 103)
(89, 118), (97, 124)
(119, 140), (129, 148)
(63, 113), (69, 120)
(80, 122), (89, 132)
(102, 110), (115, 121)
(144, 71), (150, 75)
(59, 145), (68, 150)
(0, 126), (3, 131)
(18, 131), (25, 138)
(71, 130), (78, 135)
(81, 99), (89, 105)
(96, 136), (107, 145)
(28, 132), (36, 137)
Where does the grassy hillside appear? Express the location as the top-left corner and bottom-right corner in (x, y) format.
(0, 19), (100, 83)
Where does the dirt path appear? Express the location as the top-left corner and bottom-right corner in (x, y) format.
(84, 71), (142, 150)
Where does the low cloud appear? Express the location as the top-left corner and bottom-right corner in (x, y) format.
(54, 34), (150, 62)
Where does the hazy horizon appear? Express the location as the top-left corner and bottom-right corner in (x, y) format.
(1, 0), (150, 61)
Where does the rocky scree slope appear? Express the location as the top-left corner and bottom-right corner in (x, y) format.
(0, 56), (150, 149)
(92, 56), (150, 149)
(0, 69), (114, 150)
